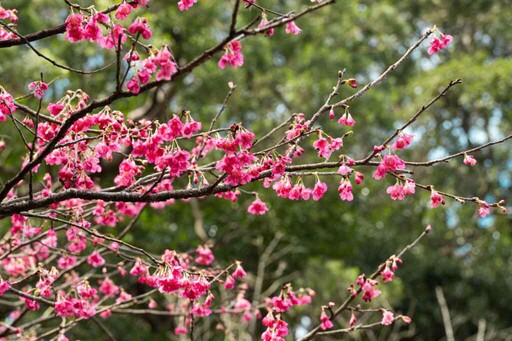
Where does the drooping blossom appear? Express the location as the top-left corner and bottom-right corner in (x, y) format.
(373, 154), (406, 180)
(329, 107), (335, 120)
(174, 326), (188, 335)
(349, 311), (357, 327)
(218, 41), (244, 69)
(224, 275), (235, 289)
(0, 90), (16, 122)
(338, 112), (355, 126)
(346, 78), (358, 88)
(392, 133), (414, 150)
(195, 245), (215, 266)
(285, 21), (302, 35)
(354, 171), (364, 185)
(312, 181), (328, 201)
(463, 154), (477, 166)
(337, 163), (352, 176)
(128, 17), (152, 39)
(28, 81), (49, 99)
(430, 188), (445, 208)
(320, 311), (333, 330)
(65, 13), (84, 42)
(338, 179), (354, 201)
(356, 276), (381, 302)
(248, 198), (269, 215)
(21, 297), (40, 311)
(232, 262), (247, 279)
(0, 278), (9, 296)
(478, 201), (491, 218)
(258, 14), (274, 37)
(403, 179), (416, 195)
(313, 136), (332, 158)
(386, 183), (405, 201)
(381, 266), (395, 282)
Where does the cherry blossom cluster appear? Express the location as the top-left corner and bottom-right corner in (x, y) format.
(0, 3), (18, 41)
(261, 284), (315, 340)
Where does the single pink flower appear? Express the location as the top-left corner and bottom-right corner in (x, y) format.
(312, 181), (328, 201)
(381, 310), (394, 326)
(463, 154), (477, 166)
(430, 189), (445, 208)
(320, 311), (333, 330)
(174, 326), (188, 335)
(285, 21), (302, 35)
(248, 198), (268, 215)
(178, 0), (197, 11)
(478, 201), (491, 218)
(128, 17), (152, 39)
(87, 251), (105, 268)
(232, 263), (246, 279)
(115, 2), (132, 20)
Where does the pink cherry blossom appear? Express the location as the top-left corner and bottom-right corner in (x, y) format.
(218, 41), (244, 69)
(312, 181), (328, 201)
(386, 183), (405, 200)
(248, 198), (269, 215)
(392, 133), (414, 150)
(0, 278), (9, 296)
(338, 179), (354, 201)
(0, 91), (16, 122)
(128, 17), (152, 39)
(382, 266), (395, 282)
(428, 33), (453, 55)
(258, 15), (275, 37)
(285, 21), (302, 35)
(349, 311), (357, 327)
(347, 78), (358, 88)
(338, 113), (355, 126)
(381, 310), (394, 326)
(87, 251), (105, 268)
(195, 245), (215, 265)
(464, 154), (477, 166)
(178, 0), (197, 11)
(313, 136), (332, 158)
(403, 179), (416, 195)
(337, 163), (352, 176)
(478, 201), (491, 218)
(65, 13), (84, 42)
(174, 326), (188, 335)
(224, 275), (235, 289)
(320, 311), (333, 330)
(232, 263), (247, 279)
(355, 171), (364, 184)
(116, 2), (132, 20)
(430, 189), (445, 208)
(28, 81), (48, 99)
